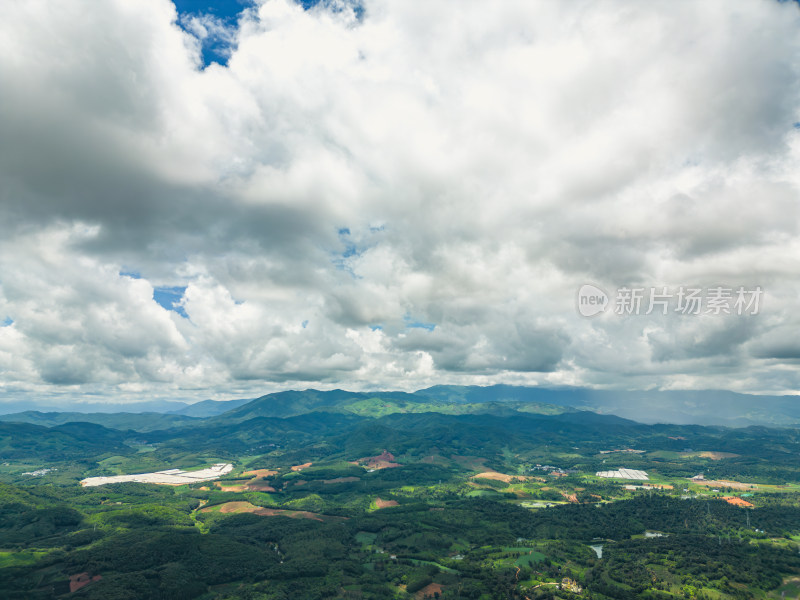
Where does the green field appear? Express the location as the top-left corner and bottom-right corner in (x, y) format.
(0, 551), (48, 568)
(514, 551), (546, 567)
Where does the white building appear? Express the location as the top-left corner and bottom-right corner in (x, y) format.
(596, 468), (649, 480)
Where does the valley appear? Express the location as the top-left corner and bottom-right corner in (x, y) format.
(1, 387), (799, 599)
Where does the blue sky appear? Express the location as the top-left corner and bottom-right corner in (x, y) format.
(173, 0), (254, 19)
(175, 0), (327, 66)
(174, 0), (253, 65)
(153, 286), (189, 318)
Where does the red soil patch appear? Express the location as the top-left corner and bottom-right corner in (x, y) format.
(374, 497), (399, 508)
(691, 479), (757, 490)
(211, 501), (259, 514)
(471, 471), (529, 483)
(323, 476), (360, 484)
(203, 501), (329, 521)
(416, 582), (445, 599)
(357, 450), (401, 470)
(253, 507), (325, 521)
(369, 460), (401, 469)
(217, 476), (276, 492)
(722, 496), (754, 508)
(246, 482), (276, 492)
(70, 572), (102, 593)
(697, 451), (740, 460)
(291, 462), (312, 471)
(215, 483), (246, 492)
(242, 469), (278, 477)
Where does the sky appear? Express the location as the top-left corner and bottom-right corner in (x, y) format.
(1, 0), (800, 405)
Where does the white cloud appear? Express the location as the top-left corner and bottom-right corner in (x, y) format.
(1, 0), (799, 403)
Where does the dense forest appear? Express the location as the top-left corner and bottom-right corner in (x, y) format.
(1, 389), (799, 599)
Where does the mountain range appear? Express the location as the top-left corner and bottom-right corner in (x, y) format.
(2, 385), (800, 431)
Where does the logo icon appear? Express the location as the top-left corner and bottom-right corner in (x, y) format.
(577, 284), (609, 317)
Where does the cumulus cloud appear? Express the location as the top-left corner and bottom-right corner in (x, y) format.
(1, 0), (799, 404)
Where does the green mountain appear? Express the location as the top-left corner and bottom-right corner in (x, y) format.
(212, 388), (574, 424)
(0, 422), (130, 461)
(214, 389), (424, 422)
(168, 398), (252, 418)
(0, 411), (201, 433)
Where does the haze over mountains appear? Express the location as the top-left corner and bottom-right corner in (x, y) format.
(2, 385), (799, 429)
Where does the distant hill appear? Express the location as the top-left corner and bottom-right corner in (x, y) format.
(0, 399), (189, 415)
(0, 411), (201, 433)
(416, 385), (800, 427)
(169, 398), (252, 418)
(0, 421), (130, 460)
(210, 388), (574, 424)
(213, 389), (423, 423)
(217, 385), (800, 428)
(2, 385), (797, 431)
